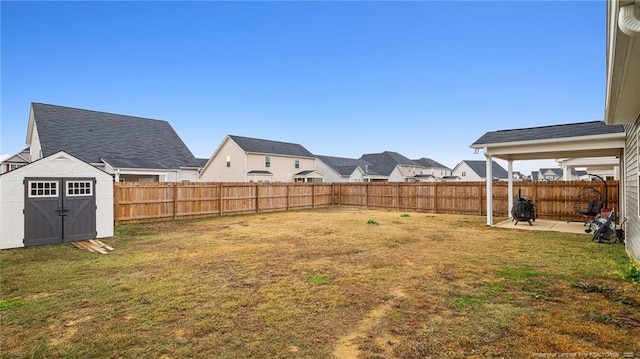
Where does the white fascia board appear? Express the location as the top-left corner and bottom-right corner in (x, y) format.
(557, 156), (620, 167)
(470, 132), (626, 150)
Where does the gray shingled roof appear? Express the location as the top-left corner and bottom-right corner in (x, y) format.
(472, 121), (625, 146)
(412, 157), (449, 169)
(247, 170), (272, 174)
(229, 135), (314, 157)
(359, 151), (419, 176)
(463, 160), (508, 179)
(31, 103), (201, 169)
(315, 155), (373, 176)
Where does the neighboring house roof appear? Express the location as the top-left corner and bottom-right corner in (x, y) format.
(295, 170), (316, 176)
(461, 160), (508, 179)
(412, 157), (449, 169)
(538, 168), (586, 180)
(1, 148), (31, 164)
(472, 121), (625, 146)
(359, 151), (419, 176)
(540, 168), (563, 178)
(229, 135), (314, 158)
(247, 170), (272, 175)
(195, 158), (209, 167)
(30, 103), (201, 169)
(315, 155), (370, 176)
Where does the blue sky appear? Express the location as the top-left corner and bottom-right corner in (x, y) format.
(1, 1), (606, 175)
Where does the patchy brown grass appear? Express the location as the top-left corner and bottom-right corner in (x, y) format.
(1, 207), (639, 358)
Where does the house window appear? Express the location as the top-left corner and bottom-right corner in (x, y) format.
(226, 155), (231, 167)
(462, 171), (466, 177)
(265, 155), (271, 168)
(66, 181), (93, 197)
(28, 181), (58, 198)
(295, 159), (300, 168)
(9, 164), (23, 171)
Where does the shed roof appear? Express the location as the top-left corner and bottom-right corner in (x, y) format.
(31, 103), (201, 169)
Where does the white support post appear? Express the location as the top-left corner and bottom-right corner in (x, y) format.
(562, 165), (570, 181)
(485, 152), (493, 226)
(508, 160), (513, 220)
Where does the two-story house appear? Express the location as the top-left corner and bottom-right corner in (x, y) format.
(199, 135), (322, 182)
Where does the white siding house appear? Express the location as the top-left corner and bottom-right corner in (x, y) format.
(605, 0), (640, 262)
(315, 155), (367, 182)
(200, 135), (320, 183)
(452, 160), (508, 181)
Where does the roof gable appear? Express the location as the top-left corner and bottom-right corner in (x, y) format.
(229, 135), (314, 158)
(463, 160), (508, 179)
(359, 151), (419, 176)
(30, 103), (201, 169)
(316, 155), (370, 176)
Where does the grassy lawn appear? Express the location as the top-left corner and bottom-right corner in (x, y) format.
(1, 207), (639, 358)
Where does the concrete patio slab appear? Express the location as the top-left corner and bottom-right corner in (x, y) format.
(494, 218), (591, 235)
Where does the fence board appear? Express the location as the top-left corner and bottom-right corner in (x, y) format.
(114, 180), (619, 224)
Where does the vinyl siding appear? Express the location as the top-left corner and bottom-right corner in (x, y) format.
(199, 138), (247, 182)
(624, 118), (640, 261)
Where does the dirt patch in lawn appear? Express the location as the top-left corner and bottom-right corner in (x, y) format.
(1, 207), (639, 358)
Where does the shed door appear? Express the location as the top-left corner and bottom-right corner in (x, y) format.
(62, 179), (97, 242)
(24, 179), (63, 246)
(24, 178), (97, 246)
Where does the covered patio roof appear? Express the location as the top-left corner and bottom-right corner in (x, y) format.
(470, 121), (625, 161)
(470, 121), (626, 226)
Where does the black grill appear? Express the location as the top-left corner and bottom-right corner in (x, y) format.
(512, 190), (535, 226)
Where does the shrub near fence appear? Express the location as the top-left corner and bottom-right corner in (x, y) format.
(114, 180), (619, 224)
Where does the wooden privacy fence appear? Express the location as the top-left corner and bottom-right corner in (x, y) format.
(114, 180), (619, 224)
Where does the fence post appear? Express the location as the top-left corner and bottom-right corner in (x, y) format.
(255, 183), (260, 213)
(286, 184), (290, 210)
(479, 182), (483, 216)
(113, 183), (119, 225)
(173, 183), (178, 220)
(365, 183), (369, 208)
(219, 184), (224, 215)
(312, 184), (316, 208)
(433, 182), (438, 214)
(396, 183), (401, 210)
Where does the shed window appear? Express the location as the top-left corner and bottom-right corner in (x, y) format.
(28, 181), (58, 198)
(66, 181), (93, 196)
(265, 155), (271, 168)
